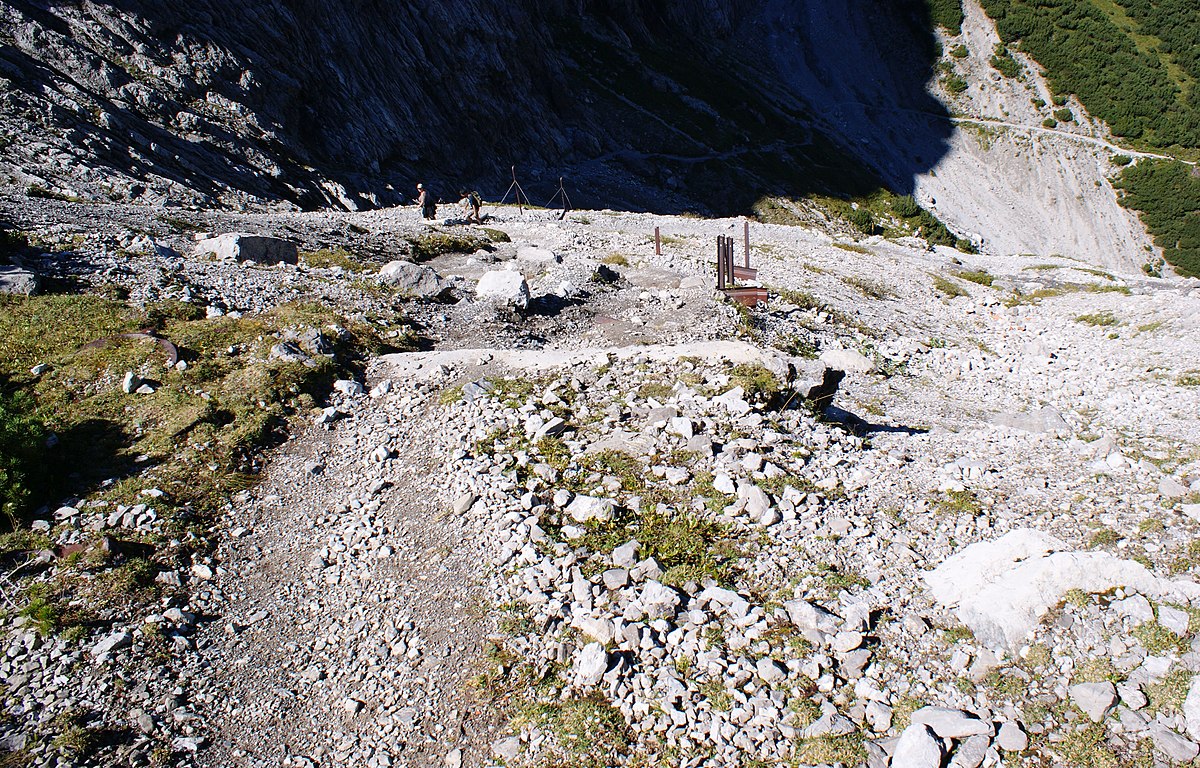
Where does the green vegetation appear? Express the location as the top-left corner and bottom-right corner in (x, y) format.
(406, 231), (491, 261)
(600, 253), (630, 266)
(950, 44), (969, 59)
(932, 275), (969, 298)
(945, 74), (969, 95)
(1074, 310), (1119, 327)
(936, 489), (983, 517)
(516, 697), (630, 767)
(0, 389), (48, 525)
(955, 270), (994, 287)
(980, 0), (1200, 149)
(991, 45), (1023, 78)
(927, 0), (966, 34)
(0, 294), (398, 536)
(1056, 722), (1120, 768)
(1115, 160), (1200, 277)
(301, 247), (372, 272)
(795, 734), (867, 765)
(843, 276), (896, 300)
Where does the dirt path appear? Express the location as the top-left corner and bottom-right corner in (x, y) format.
(194, 391), (501, 767)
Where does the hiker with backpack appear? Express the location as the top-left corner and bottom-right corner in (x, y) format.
(459, 189), (482, 224)
(416, 182), (437, 220)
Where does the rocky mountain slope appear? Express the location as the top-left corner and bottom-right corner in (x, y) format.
(1, 195), (1199, 766)
(0, 0), (1170, 270)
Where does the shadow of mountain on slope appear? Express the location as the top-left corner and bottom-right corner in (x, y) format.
(1, 0), (953, 215)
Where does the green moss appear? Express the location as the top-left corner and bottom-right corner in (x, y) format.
(955, 270), (994, 287)
(407, 231), (490, 262)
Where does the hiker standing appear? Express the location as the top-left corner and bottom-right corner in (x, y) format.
(416, 183), (437, 220)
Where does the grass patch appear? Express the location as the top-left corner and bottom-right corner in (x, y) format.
(936, 489), (982, 517)
(515, 697), (630, 767)
(843, 276), (896, 299)
(933, 275), (968, 298)
(795, 734), (866, 765)
(1074, 311), (1119, 327)
(955, 270), (994, 287)
(1132, 621), (1188, 655)
(407, 231), (490, 262)
(301, 247), (372, 272)
(729, 363), (782, 405)
(480, 228), (511, 243)
(600, 253), (630, 266)
(1176, 370), (1200, 387)
(0, 294), (399, 537)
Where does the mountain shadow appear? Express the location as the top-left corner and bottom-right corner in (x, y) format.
(0, 0), (953, 214)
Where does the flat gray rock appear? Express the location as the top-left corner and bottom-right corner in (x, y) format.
(378, 260), (446, 297)
(910, 706), (993, 739)
(992, 407), (1069, 436)
(194, 233), (298, 264)
(1070, 681), (1118, 722)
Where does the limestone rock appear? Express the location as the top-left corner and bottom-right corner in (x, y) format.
(909, 706), (993, 739)
(566, 495), (615, 523)
(892, 724), (944, 768)
(476, 270), (530, 309)
(820, 348), (874, 374)
(1070, 682), (1118, 722)
(1183, 675), (1200, 741)
(194, 233), (298, 264)
(0, 265), (39, 295)
(574, 642), (607, 687)
(378, 260), (446, 297)
(925, 528), (1200, 648)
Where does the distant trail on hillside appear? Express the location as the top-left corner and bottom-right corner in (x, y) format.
(947, 117), (1198, 166)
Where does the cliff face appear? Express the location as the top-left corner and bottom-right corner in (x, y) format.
(0, 0), (1158, 267)
(0, 0), (943, 211)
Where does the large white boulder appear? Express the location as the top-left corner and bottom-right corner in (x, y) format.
(475, 270), (529, 309)
(926, 528), (1200, 649)
(378, 260), (445, 298)
(194, 233), (298, 265)
(0, 265), (38, 295)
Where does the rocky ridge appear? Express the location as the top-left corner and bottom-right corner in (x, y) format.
(1, 198), (1199, 767)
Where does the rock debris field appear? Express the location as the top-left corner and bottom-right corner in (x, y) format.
(3, 195), (1200, 768)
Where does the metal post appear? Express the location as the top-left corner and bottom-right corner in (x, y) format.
(744, 220), (750, 268)
(715, 237), (723, 290)
(655, 227), (661, 256)
(513, 166), (522, 215)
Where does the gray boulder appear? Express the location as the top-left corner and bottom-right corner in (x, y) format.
(475, 270), (530, 309)
(1070, 682), (1118, 722)
(378, 260), (446, 298)
(892, 724), (944, 768)
(909, 706), (993, 739)
(194, 233), (298, 265)
(0, 265), (38, 295)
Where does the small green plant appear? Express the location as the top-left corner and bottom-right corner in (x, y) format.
(1042, 118), (1058, 128)
(847, 208), (876, 234)
(945, 74), (969, 94)
(1032, 97), (1047, 109)
(941, 624), (975, 644)
(949, 44), (969, 59)
(1111, 154), (1132, 166)
(936, 489), (982, 517)
(407, 232), (489, 261)
(480, 228), (510, 242)
(1132, 621), (1188, 655)
(1088, 526), (1119, 547)
(600, 253), (629, 266)
(301, 248), (371, 272)
(955, 269), (994, 287)
(515, 696), (630, 766)
(933, 275), (968, 298)
(1054, 107), (1075, 123)
(729, 364), (781, 404)
(1074, 311), (1119, 327)
(990, 45), (1022, 78)
(1177, 371), (1200, 387)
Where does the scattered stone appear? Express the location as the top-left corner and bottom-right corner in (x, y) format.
(476, 270), (530, 309)
(892, 724), (944, 768)
(378, 260), (446, 297)
(1070, 682), (1118, 722)
(995, 721), (1028, 752)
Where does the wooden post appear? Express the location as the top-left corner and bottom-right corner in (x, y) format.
(513, 166), (523, 215)
(655, 227), (661, 255)
(743, 220), (750, 268)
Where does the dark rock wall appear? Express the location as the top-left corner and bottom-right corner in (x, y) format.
(0, 0), (947, 211)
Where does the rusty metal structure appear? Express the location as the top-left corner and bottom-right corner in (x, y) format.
(716, 226), (767, 307)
